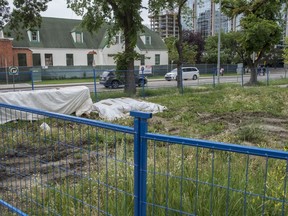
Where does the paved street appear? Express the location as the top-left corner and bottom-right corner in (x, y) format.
(0, 69), (287, 93)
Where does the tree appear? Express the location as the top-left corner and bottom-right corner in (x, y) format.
(1, 0), (144, 95)
(0, 0), (11, 29)
(149, 0), (189, 89)
(182, 30), (205, 63)
(1, 0), (51, 37)
(283, 37), (288, 67)
(217, 0), (286, 85)
(203, 32), (241, 64)
(165, 36), (197, 65)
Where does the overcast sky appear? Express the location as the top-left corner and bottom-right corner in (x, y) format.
(8, 0), (150, 25)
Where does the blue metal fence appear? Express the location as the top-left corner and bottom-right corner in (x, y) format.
(0, 103), (288, 215)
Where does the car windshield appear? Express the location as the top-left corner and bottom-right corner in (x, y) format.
(170, 68), (177, 73)
(101, 71), (114, 77)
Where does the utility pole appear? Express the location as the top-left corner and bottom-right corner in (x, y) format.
(211, 0), (215, 36)
(193, 0), (198, 32)
(217, 0), (221, 84)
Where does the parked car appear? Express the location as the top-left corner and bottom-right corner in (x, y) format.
(164, 67), (200, 81)
(99, 69), (147, 89)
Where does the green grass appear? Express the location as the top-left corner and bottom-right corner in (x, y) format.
(2, 84), (288, 215)
(265, 77), (288, 85)
(33, 78), (97, 85)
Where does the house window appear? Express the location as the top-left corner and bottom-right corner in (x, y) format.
(120, 35), (125, 43)
(32, 54), (41, 66)
(87, 54), (94, 66)
(18, 53), (27, 66)
(140, 55), (145, 65)
(115, 36), (120, 44)
(31, 31), (39, 42)
(66, 54), (74, 66)
(155, 54), (160, 65)
(114, 34), (124, 44)
(28, 30), (40, 42)
(45, 54), (53, 66)
(76, 32), (83, 43)
(145, 36), (151, 45)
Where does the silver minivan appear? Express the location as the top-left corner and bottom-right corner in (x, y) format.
(164, 67), (200, 81)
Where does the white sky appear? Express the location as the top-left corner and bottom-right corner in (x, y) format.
(8, 0), (150, 25)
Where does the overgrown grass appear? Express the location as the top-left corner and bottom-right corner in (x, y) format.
(265, 77), (288, 85)
(2, 83), (288, 215)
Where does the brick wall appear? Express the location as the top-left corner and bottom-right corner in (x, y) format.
(0, 39), (33, 68)
(0, 38), (13, 67)
(13, 48), (33, 67)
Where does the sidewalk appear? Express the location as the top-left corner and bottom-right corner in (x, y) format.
(0, 83), (31, 89)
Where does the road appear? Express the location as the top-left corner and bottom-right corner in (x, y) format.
(0, 72), (287, 93)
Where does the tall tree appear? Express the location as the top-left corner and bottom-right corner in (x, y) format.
(69, 0), (143, 94)
(0, 0), (51, 35)
(283, 37), (288, 67)
(149, 0), (189, 89)
(182, 30), (205, 63)
(1, 0), (144, 95)
(0, 0), (10, 29)
(217, 0), (286, 85)
(165, 36), (197, 65)
(204, 32), (241, 64)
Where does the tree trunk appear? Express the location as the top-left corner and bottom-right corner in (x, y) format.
(249, 66), (258, 84)
(123, 20), (136, 95)
(176, 1), (187, 89)
(247, 59), (258, 85)
(125, 56), (136, 95)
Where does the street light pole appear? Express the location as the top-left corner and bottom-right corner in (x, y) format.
(217, 0), (221, 84)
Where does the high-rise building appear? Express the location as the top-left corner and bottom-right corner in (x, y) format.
(149, 11), (179, 39)
(191, 0), (229, 38)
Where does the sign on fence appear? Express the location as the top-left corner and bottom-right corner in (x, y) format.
(8, 66), (19, 76)
(139, 65), (152, 74)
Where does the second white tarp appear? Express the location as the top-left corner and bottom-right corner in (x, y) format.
(92, 97), (167, 121)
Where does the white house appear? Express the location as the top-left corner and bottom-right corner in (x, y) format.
(3, 17), (168, 68)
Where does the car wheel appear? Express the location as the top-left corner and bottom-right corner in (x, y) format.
(192, 75), (198, 80)
(111, 80), (119, 89)
(175, 76), (178, 81)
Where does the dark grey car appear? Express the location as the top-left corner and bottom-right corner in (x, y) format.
(99, 70), (148, 89)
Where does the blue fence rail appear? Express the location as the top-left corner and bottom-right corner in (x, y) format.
(0, 103), (288, 215)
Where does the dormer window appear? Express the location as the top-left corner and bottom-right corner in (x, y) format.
(71, 31), (83, 43)
(28, 30), (40, 42)
(145, 36), (151, 45)
(114, 33), (124, 45)
(140, 35), (151, 45)
(75, 32), (83, 43)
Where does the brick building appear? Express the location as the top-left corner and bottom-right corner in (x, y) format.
(0, 33), (33, 68)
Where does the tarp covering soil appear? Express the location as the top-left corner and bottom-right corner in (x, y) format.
(0, 86), (93, 124)
(92, 97), (167, 121)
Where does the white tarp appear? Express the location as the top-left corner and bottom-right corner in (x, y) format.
(0, 86), (93, 124)
(91, 98), (167, 121)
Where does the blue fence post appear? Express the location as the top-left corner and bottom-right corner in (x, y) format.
(131, 111), (152, 216)
(141, 66), (145, 99)
(266, 67), (269, 86)
(181, 68), (184, 95)
(213, 69), (216, 88)
(241, 67), (244, 87)
(31, 70), (34, 90)
(93, 69), (97, 101)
